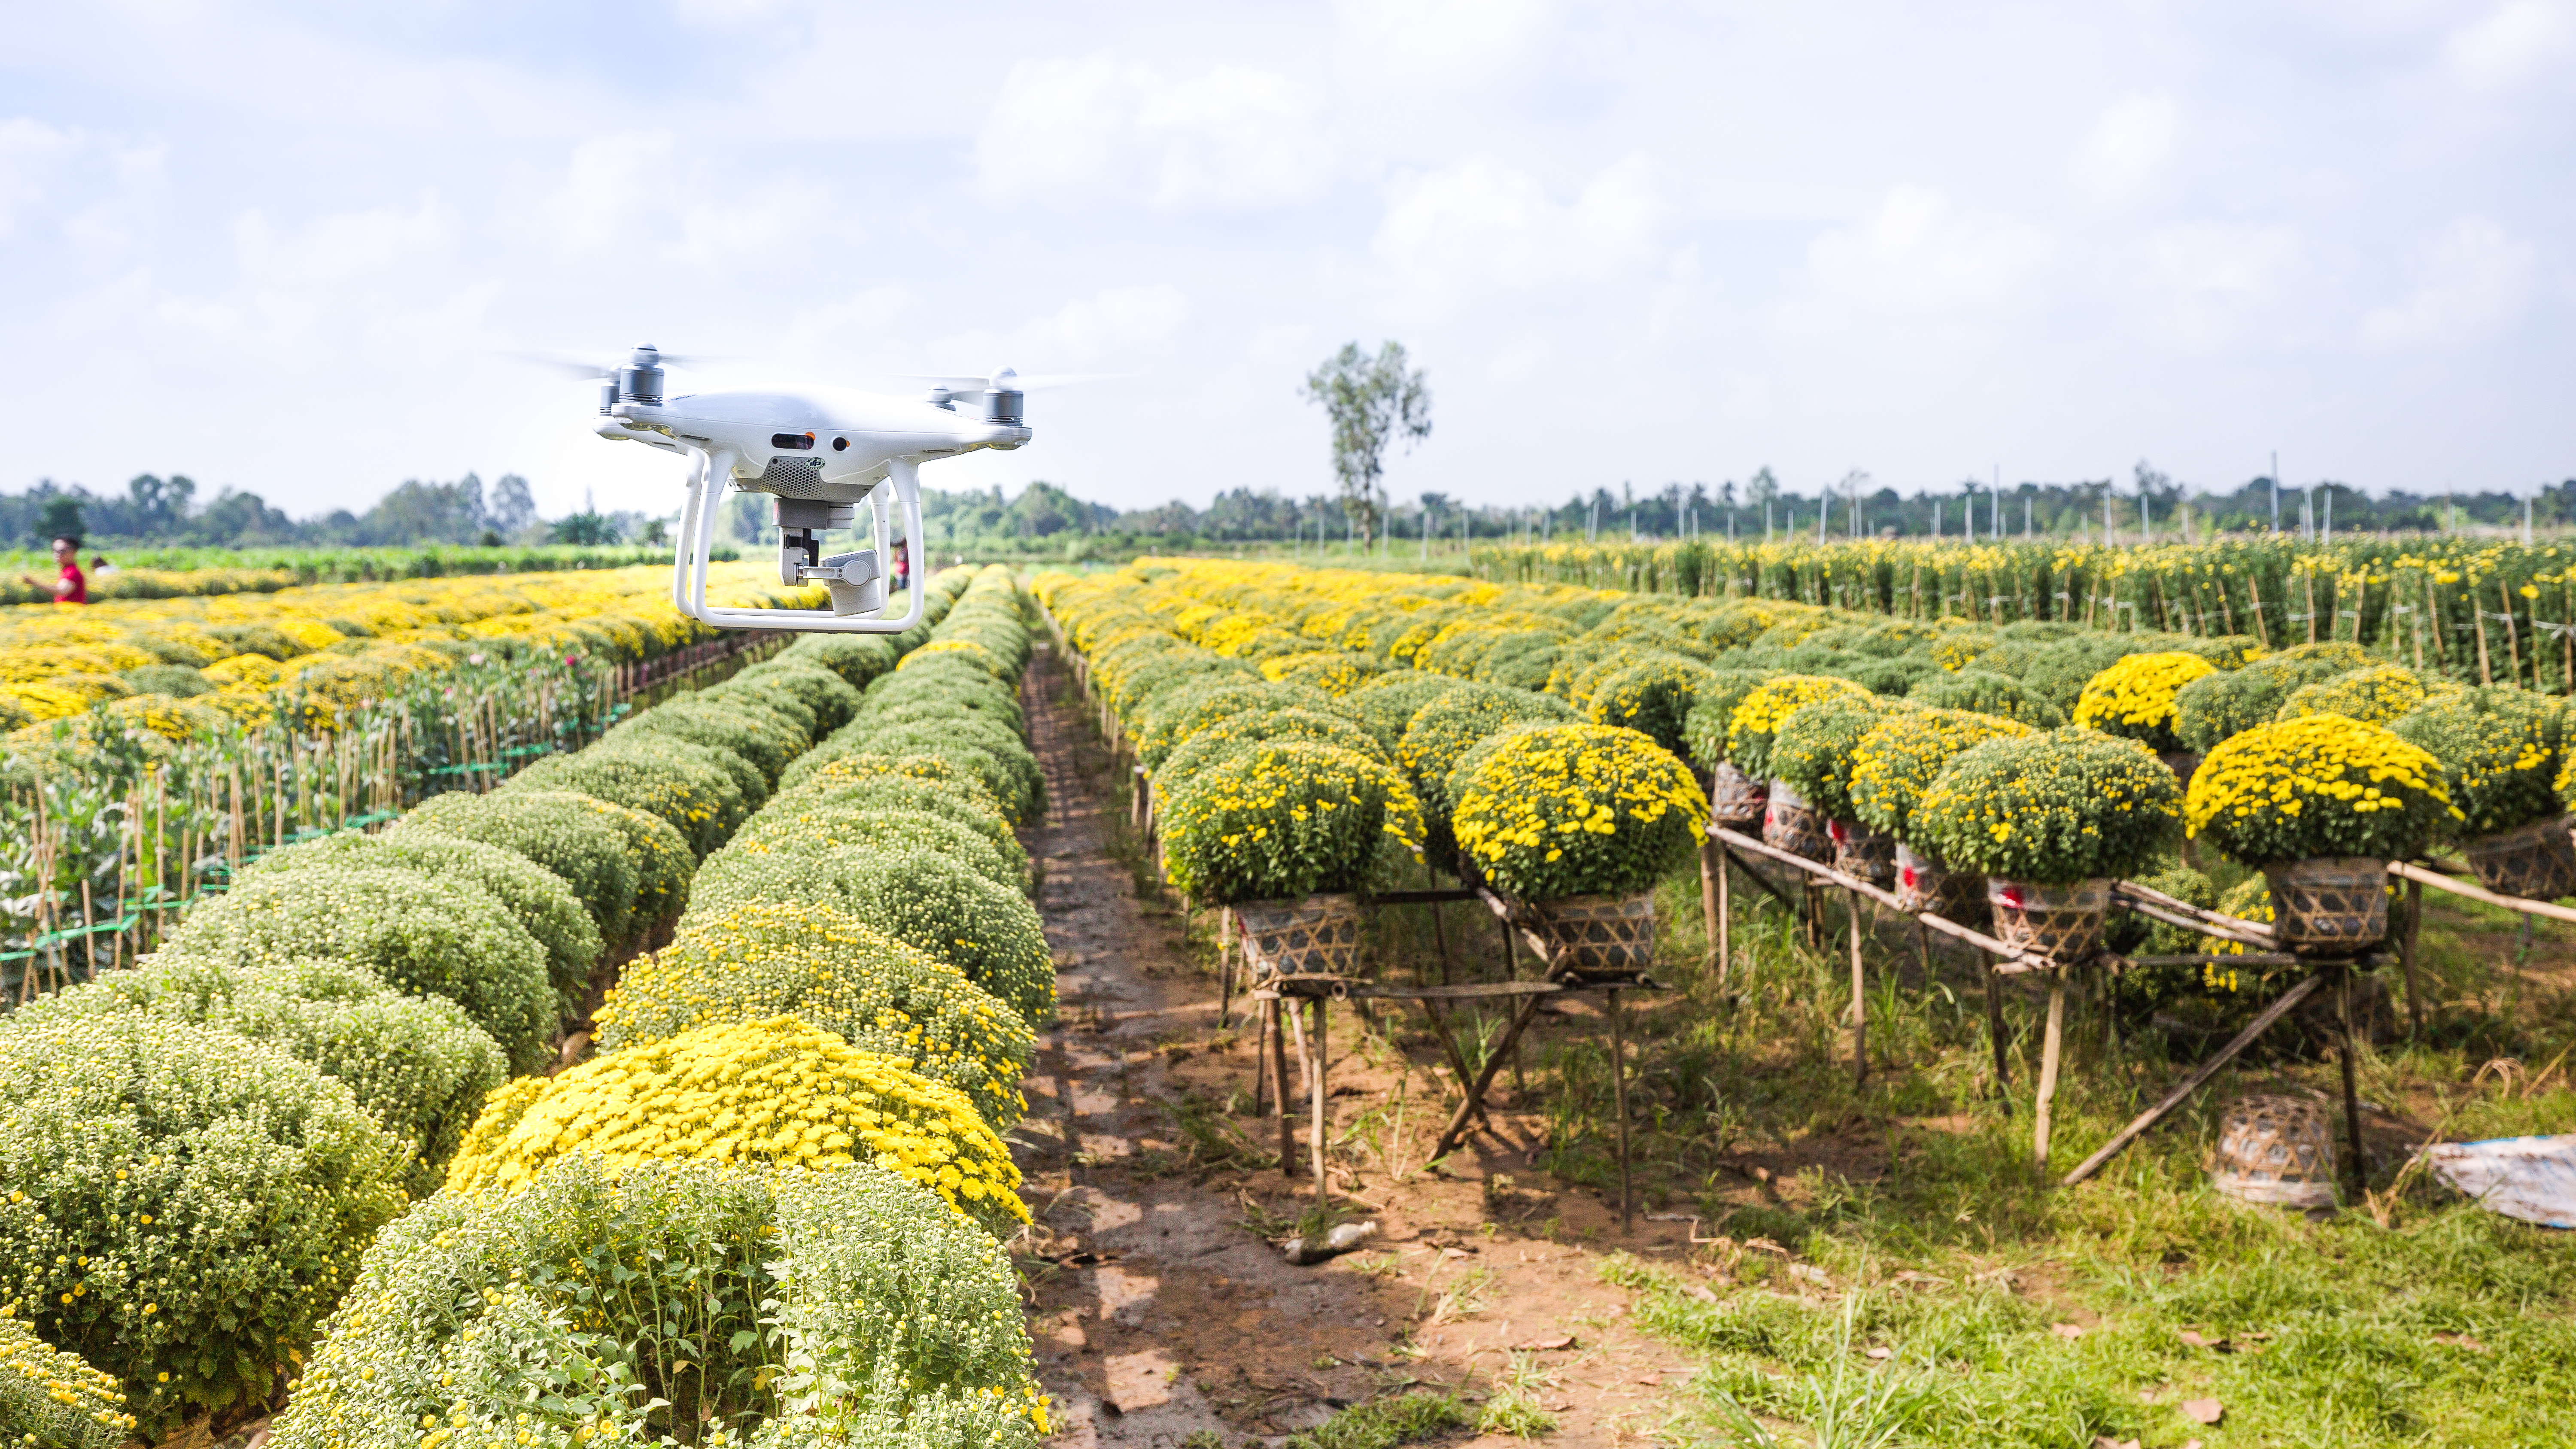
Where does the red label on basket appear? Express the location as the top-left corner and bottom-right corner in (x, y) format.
(1997, 885), (2026, 910)
(1900, 864), (1921, 889)
(1828, 819), (1851, 844)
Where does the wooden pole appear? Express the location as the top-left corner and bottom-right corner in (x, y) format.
(1270, 998), (1294, 1171)
(1847, 887), (1867, 1085)
(2399, 876), (2426, 1038)
(2033, 971), (2066, 1171)
(1982, 949), (2011, 1112)
(1609, 988), (1632, 1231)
(1309, 999), (1329, 1204)
(2061, 972), (2323, 1185)
(2338, 966), (2369, 1201)
(1217, 907), (1234, 1030)
(1252, 996), (1272, 1117)
(1698, 841), (1724, 981)
(1431, 993), (1549, 1161)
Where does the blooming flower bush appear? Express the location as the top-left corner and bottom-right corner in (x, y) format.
(1906, 668), (2066, 728)
(268, 1158), (1043, 1449)
(1346, 671), (1476, 752)
(1155, 706), (1389, 784)
(1589, 654), (1719, 760)
(741, 762), (1025, 879)
(2171, 642), (2371, 751)
(1769, 694), (1914, 824)
(1161, 742), (1425, 905)
(2072, 651), (2215, 752)
(0, 1016), (409, 1435)
(2184, 715), (2456, 866)
(445, 1017), (1026, 1236)
(168, 865), (558, 1074)
(595, 901), (1033, 1132)
(1846, 707), (2037, 845)
(1260, 649), (1391, 696)
(506, 735), (755, 859)
(1677, 668), (1782, 773)
(1912, 729), (2183, 885)
(1453, 724), (1708, 901)
(1137, 680), (1344, 771)
(2389, 687), (2565, 839)
(1725, 675), (1873, 781)
(1394, 685), (1583, 863)
(391, 788), (692, 951)
(2279, 663), (2444, 726)
(0, 1315), (133, 1449)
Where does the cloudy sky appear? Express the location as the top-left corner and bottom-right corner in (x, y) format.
(4, 0), (2569, 520)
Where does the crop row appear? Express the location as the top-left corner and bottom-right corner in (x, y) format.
(0, 545), (682, 607)
(1040, 558), (2573, 991)
(0, 565), (1057, 1449)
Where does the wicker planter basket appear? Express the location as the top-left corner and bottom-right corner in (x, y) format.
(1762, 781), (1831, 862)
(1530, 892), (1658, 979)
(2159, 750), (2203, 793)
(1894, 842), (1985, 920)
(2464, 814), (2576, 902)
(2263, 857), (2389, 950)
(1828, 817), (1896, 887)
(2211, 1094), (2338, 1210)
(1234, 893), (1366, 978)
(1985, 877), (2112, 961)
(1710, 763), (1770, 829)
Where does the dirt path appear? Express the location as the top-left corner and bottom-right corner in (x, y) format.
(1012, 644), (1708, 1447)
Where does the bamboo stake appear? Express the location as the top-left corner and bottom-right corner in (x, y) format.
(2423, 572), (2448, 668)
(1309, 999), (1329, 1204)
(2245, 571), (2268, 648)
(1698, 840), (1724, 979)
(1609, 988), (1632, 1230)
(2473, 580), (2494, 685)
(1847, 887), (1868, 1085)
(2033, 971), (2066, 1171)
(2497, 580), (2524, 687)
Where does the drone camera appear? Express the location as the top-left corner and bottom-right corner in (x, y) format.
(774, 496), (863, 589)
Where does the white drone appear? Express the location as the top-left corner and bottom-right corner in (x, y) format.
(577, 345), (1078, 634)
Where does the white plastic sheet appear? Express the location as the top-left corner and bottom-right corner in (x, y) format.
(2424, 1135), (2576, 1229)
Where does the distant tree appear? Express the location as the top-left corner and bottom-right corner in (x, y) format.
(1300, 341), (1432, 547)
(35, 494), (85, 543)
(550, 511), (620, 546)
(488, 474), (538, 539)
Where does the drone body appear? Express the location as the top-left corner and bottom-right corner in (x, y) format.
(588, 346), (1043, 633)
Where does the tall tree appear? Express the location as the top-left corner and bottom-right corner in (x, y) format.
(1299, 341), (1431, 547)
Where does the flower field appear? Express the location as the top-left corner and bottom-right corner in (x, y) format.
(0, 564), (832, 1002)
(0, 564), (1056, 1448)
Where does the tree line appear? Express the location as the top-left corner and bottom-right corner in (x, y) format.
(1, 473), (648, 549)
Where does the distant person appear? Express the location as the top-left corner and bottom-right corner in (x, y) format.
(892, 542), (911, 593)
(19, 535), (87, 603)
(89, 553), (118, 579)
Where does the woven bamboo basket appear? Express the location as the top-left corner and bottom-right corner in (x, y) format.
(1710, 763), (1770, 828)
(2464, 814), (2576, 902)
(1762, 781), (1832, 862)
(1985, 877), (2112, 960)
(1234, 893), (1366, 977)
(1894, 842), (1986, 920)
(2210, 1094), (2339, 1210)
(1530, 892), (1658, 978)
(2158, 750), (2203, 793)
(1828, 817), (1896, 887)
(2263, 857), (2389, 949)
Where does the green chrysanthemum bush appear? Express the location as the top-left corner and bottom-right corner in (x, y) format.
(504, 736), (753, 858)
(823, 723), (1038, 824)
(1724, 674), (1873, 781)
(1452, 724), (1709, 902)
(267, 1158), (1045, 1449)
(2071, 650), (2215, 752)
(2185, 715), (2458, 866)
(1768, 694), (1914, 824)
(1589, 655), (1718, 760)
(2391, 687), (2565, 839)
(0, 1315), (134, 1449)
(7, 953), (504, 1199)
(1136, 680), (1343, 770)
(1346, 671), (1474, 752)
(445, 1017), (1026, 1236)
(1156, 706), (1391, 784)
(0, 1017), (410, 1435)
(595, 901), (1033, 1132)
(242, 832), (603, 1026)
(1905, 668), (2067, 728)
(1392, 685), (1583, 866)
(2171, 643), (2372, 751)
(1912, 729), (2183, 885)
(1677, 668), (1782, 774)
(774, 632), (901, 690)
(608, 695), (811, 786)
(744, 758), (1021, 866)
(1846, 707), (2037, 845)
(1161, 741), (1425, 906)
(1259, 649), (1389, 696)
(710, 808), (1027, 895)
(169, 865), (557, 1074)
(687, 847), (1055, 1027)
(2279, 663), (2442, 726)
(391, 789), (692, 949)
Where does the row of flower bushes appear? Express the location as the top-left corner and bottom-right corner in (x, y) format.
(0, 566), (1058, 1449)
(1039, 559), (2573, 998)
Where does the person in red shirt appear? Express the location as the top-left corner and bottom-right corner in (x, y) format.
(18, 535), (87, 603)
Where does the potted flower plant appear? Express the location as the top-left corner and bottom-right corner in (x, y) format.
(2394, 687), (2572, 900)
(1847, 707), (2037, 915)
(2184, 716), (2456, 948)
(2074, 650), (2217, 784)
(1680, 668), (1783, 828)
(1914, 729), (2184, 959)
(1726, 674), (1872, 860)
(1769, 693), (1914, 885)
(1452, 723), (1709, 975)
(1160, 741), (1425, 974)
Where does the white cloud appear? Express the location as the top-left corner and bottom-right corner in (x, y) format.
(535, 132), (784, 267)
(932, 285), (1192, 373)
(2446, 0), (2574, 89)
(2071, 92), (2181, 205)
(0, 118), (163, 244)
(2360, 217), (2535, 347)
(1373, 157), (1665, 304)
(2127, 223), (2303, 347)
(975, 56), (1332, 209)
(1333, 0), (1553, 87)
(1798, 186), (2054, 315)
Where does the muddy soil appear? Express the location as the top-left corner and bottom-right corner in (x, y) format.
(1012, 644), (1709, 1448)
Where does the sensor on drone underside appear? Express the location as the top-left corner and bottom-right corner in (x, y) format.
(773, 496), (884, 616)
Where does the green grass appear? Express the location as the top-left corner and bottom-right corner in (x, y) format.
(1281, 1391), (1477, 1449)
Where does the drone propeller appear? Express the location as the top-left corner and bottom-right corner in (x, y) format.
(513, 346), (725, 382)
(871, 368), (1117, 395)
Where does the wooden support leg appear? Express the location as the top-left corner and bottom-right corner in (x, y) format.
(1609, 988), (1633, 1231)
(1310, 999), (1331, 1204)
(2399, 877), (2426, 1039)
(1982, 949), (2011, 1114)
(1252, 998), (1272, 1117)
(1431, 993), (1549, 1161)
(2061, 973), (2324, 1186)
(1698, 841), (1723, 979)
(1847, 888), (1867, 1086)
(1271, 997), (1295, 1174)
(2339, 966), (2368, 1202)
(1715, 844), (1734, 990)
(1218, 907), (1235, 1030)
(2033, 970), (2066, 1172)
